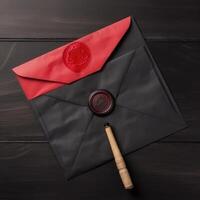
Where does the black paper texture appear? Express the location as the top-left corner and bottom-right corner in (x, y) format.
(30, 17), (186, 179)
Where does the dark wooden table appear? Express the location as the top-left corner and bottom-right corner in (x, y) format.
(0, 0), (200, 199)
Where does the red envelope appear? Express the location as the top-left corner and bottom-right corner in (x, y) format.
(13, 16), (131, 99)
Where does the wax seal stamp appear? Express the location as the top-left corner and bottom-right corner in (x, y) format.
(63, 42), (90, 73)
(88, 89), (115, 116)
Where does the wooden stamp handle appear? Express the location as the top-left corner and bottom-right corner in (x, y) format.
(104, 124), (134, 190)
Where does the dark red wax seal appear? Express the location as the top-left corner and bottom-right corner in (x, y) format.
(88, 90), (115, 116)
(63, 42), (90, 73)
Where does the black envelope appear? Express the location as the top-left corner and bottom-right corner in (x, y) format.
(12, 16), (186, 179)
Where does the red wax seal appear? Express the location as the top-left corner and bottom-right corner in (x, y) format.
(63, 42), (90, 73)
(89, 90), (115, 116)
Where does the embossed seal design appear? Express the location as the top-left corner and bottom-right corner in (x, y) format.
(63, 42), (90, 73)
(88, 89), (115, 116)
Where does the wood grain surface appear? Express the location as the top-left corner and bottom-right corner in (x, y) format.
(0, 0), (200, 40)
(0, 143), (200, 200)
(0, 0), (200, 199)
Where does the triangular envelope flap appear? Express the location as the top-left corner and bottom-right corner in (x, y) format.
(68, 105), (184, 179)
(46, 50), (135, 106)
(117, 46), (185, 125)
(13, 17), (131, 84)
(31, 95), (93, 172)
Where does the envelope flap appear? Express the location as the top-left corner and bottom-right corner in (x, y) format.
(46, 50), (135, 106)
(13, 17), (131, 86)
(117, 46), (185, 125)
